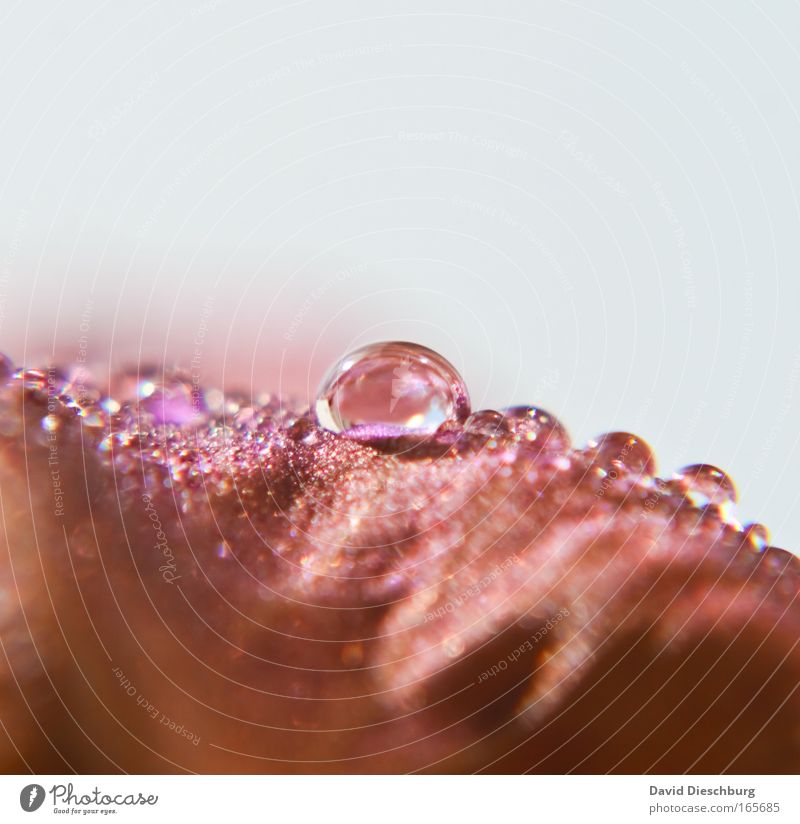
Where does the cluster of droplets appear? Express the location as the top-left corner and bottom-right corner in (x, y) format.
(312, 341), (783, 554)
(0, 343), (785, 558)
(0, 357), (304, 452)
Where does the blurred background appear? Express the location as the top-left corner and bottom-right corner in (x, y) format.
(1, 0), (799, 548)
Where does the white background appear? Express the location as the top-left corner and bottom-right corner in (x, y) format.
(1, 1), (799, 548)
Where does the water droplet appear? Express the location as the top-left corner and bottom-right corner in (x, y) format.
(443, 635), (466, 658)
(12, 368), (48, 391)
(315, 341), (470, 435)
(503, 406), (570, 452)
(205, 388), (225, 413)
(288, 414), (319, 443)
(590, 431), (656, 477)
(41, 414), (60, 433)
(232, 406), (257, 429)
(139, 377), (203, 425)
(77, 403), (107, 428)
(60, 390), (106, 428)
(464, 409), (511, 438)
(743, 522), (770, 552)
(109, 366), (157, 403)
(101, 397), (121, 415)
(675, 464), (737, 507)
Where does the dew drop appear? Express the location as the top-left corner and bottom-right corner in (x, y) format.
(77, 403), (107, 428)
(288, 414), (319, 444)
(315, 341), (470, 435)
(12, 368), (48, 391)
(743, 522), (770, 552)
(102, 397), (121, 415)
(443, 635), (466, 658)
(675, 463), (737, 507)
(139, 377), (203, 425)
(589, 431), (656, 477)
(60, 391), (107, 428)
(464, 409), (511, 438)
(233, 406), (257, 429)
(503, 405), (570, 452)
(41, 414), (60, 433)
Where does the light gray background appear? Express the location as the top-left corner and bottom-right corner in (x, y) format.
(1, 1), (798, 549)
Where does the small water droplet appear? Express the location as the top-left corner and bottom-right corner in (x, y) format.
(233, 406), (257, 429)
(443, 635), (466, 658)
(464, 409), (511, 438)
(315, 341), (470, 435)
(139, 377), (203, 425)
(288, 414), (319, 443)
(41, 414), (60, 433)
(110, 367), (155, 401)
(12, 368), (48, 391)
(78, 403), (107, 428)
(217, 541), (232, 559)
(503, 406), (570, 452)
(205, 388), (225, 413)
(590, 431), (656, 477)
(743, 522), (770, 552)
(101, 397), (121, 415)
(675, 463), (737, 506)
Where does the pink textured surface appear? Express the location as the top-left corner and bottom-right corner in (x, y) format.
(0, 372), (798, 773)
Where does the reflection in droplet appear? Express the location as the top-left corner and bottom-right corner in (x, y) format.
(675, 464), (737, 507)
(315, 342), (470, 435)
(503, 406), (570, 452)
(590, 431), (656, 477)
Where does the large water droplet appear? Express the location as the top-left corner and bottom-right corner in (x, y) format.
(675, 463), (737, 506)
(590, 431), (656, 477)
(503, 405), (570, 452)
(315, 342), (470, 435)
